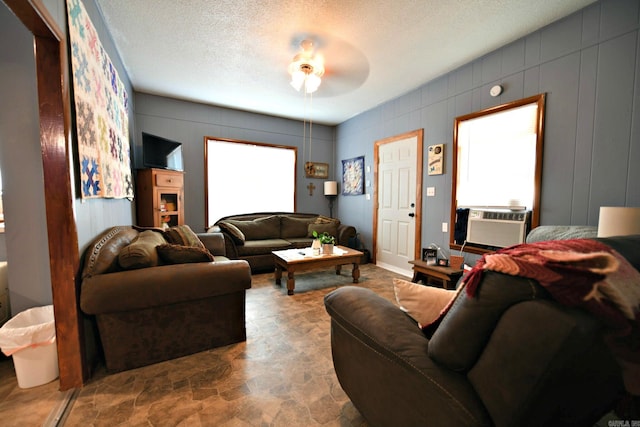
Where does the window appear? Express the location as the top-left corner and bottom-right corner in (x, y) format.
(205, 138), (296, 227)
(455, 102), (539, 209)
(450, 94), (545, 253)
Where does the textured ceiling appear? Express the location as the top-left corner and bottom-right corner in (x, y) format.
(95, 0), (595, 125)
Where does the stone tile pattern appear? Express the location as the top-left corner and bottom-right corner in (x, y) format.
(51, 264), (401, 426)
(0, 354), (62, 426)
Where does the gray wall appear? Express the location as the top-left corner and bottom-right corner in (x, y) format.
(134, 93), (335, 232)
(0, 0), (135, 315)
(0, 4), (52, 313)
(336, 0), (640, 255)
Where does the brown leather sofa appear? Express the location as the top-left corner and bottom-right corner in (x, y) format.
(324, 235), (640, 426)
(80, 226), (251, 373)
(213, 212), (357, 272)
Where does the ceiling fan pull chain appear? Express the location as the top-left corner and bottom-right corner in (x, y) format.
(309, 91), (313, 162)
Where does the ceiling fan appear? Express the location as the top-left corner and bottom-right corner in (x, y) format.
(288, 39), (324, 93)
(287, 35), (370, 97)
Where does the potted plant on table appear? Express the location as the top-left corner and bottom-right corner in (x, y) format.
(313, 230), (336, 254)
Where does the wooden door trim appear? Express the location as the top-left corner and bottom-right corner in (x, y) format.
(4, 0), (85, 389)
(372, 129), (424, 265)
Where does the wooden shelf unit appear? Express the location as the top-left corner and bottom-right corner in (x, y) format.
(136, 168), (184, 228)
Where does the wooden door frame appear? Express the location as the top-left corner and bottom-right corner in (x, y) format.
(4, 0), (85, 389)
(372, 129), (424, 265)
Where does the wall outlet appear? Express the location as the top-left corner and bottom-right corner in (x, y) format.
(427, 187), (435, 196)
(442, 222), (448, 232)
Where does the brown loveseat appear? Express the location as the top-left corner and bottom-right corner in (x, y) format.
(325, 235), (640, 426)
(80, 225), (251, 373)
(213, 212), (357, 272)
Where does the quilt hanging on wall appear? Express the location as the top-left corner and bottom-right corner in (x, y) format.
(66, 0), (134, 199)
(342, 156), (365, 196)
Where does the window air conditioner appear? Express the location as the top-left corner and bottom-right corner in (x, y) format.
(466, 209), (530, 248)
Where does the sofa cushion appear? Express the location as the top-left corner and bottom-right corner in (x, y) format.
(227, 216), (280, 240)
(217, 221), (246, 245)
(393, 278), (458, 328)
(237, 239), (292, 256)
(118, 230), (167, 270)
(281, 216), (317, 239)
(164, 225), (205, 249)
(156, 243), (215, 264)
(307, 222), (339, 238)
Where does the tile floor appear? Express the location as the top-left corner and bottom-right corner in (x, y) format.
(0, 353), (66, 426)
(1, 263), (404, 426)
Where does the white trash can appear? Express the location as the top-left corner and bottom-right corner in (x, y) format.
(0, 305), (59, 388)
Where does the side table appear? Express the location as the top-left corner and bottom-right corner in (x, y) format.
(408, 259), (464, 290)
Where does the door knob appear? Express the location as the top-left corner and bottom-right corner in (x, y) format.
(408, 213), (415, 217)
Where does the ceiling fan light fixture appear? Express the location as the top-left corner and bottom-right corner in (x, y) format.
(288, 39), (324, 94)
(290, 70), (305, 91)
(304, 73), (321, 93)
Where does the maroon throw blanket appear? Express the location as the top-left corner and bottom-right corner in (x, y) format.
(462, 238), (640, 396)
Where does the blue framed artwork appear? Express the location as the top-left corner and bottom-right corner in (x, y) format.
(342, 156), (365, 196)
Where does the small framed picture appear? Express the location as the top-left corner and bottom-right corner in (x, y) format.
(305, 162), (329, 179)
(427, 144), (444, 175)
(422, 248), (437, 265)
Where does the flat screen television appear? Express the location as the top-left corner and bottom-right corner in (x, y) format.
(142, 132), (184, 171)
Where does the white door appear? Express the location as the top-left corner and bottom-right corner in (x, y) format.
(375, 132), (421, 277)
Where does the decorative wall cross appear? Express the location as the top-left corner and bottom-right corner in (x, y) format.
(307, 182), (316, 196)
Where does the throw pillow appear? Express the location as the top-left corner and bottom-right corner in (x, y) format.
(118, 230), (167, 270)
(307, 222), (338, 239)
(281, 216), (316, 239)
(163, 225), (205, 249)
(393, 278), (458, 328)
(218, 221), (246, 245)
(315, 215), (341, 225)
(156, 244), (215, 264)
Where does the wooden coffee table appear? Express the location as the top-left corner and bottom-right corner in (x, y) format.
(272, 246), (364, 295)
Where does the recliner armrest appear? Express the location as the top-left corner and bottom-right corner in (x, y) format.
(324, 286), (491, 426)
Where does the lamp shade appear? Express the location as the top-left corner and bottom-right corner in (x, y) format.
(597, 206), (640, 237)
(324, 181), (338, 196)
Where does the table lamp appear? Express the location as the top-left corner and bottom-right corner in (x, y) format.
(324, 181), (338, 218)
(597, 206), (640, 237)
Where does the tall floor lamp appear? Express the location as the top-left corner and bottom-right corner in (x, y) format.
(324, 181), (338, 218)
